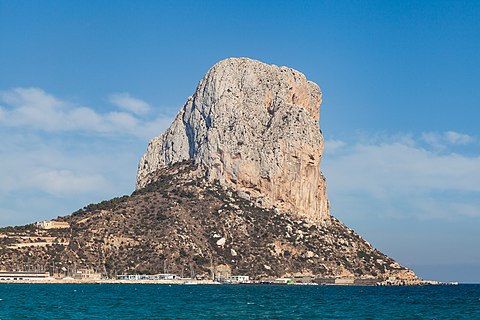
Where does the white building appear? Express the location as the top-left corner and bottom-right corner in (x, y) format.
(117, 273), (177, 280)
(225, 275), (250, 283)
(36, 220), (70, 230)
(0, 271), (50, 281)
(273, 278), (293, 284)
(73, 269), (102, 280)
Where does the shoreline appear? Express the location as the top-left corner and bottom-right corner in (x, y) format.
(0, 278), (459, 286)
(0, 279), (218, 285)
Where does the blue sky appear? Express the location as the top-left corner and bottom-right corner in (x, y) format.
(1, 1), (479, 283)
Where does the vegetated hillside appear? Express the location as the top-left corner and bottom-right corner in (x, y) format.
(0, 162), (412, 280)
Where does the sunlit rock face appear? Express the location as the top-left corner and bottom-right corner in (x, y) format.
(136, 58), (330, 224)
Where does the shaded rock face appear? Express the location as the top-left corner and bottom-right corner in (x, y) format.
(137, 58), (330, 224)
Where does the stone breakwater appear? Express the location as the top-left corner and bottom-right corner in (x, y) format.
(137, 58), (330, 224)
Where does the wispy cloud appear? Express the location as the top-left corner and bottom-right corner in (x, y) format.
(31, 170), (110, 196)
(108, 92), (151, 115)
(444, 131), (474, 145)
(324, 132), (480, 220)
(0, 87), (174, 226)
(0, 87), (171, 138)
(324, 139), (346, 155)
(0, 127), (145, 225)
(421, 131), (475, 150)
(0, 133), (124, 197)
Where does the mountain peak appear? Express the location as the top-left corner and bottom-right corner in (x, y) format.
(137, 58), (329, 224)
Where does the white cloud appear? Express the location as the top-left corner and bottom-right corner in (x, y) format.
(31, 169), (109, 196)
(323, 133), (480, 220)
(444, 131), (474, 145)
(0, 87), (60, 108)
(0, 87), (66, 130)
(108, 92), (151, 115)
(0, 134), (118, 197)
(0, 87), (176, 225)
(0, 87), (171, 138)
(324, 139), (346, 155)
(421, 131), (474, 150)
(421, 132), (442, 149)
(136, 115), (177, 139)
(0, 129), (144, 225)
(106, 111), (139, 130)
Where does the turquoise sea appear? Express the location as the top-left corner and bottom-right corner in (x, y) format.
(0, 284), (479, 319)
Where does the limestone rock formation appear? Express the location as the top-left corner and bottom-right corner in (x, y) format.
(137, 58), (330, 224)
(0, 58), (421, 282)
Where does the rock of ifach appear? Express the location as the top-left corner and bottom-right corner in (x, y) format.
(137, 58), (330, 224)
(0, 58), (418, 282)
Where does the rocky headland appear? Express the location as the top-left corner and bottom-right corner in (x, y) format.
(0, 58), (419, 283)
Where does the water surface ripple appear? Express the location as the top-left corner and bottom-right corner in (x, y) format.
(0, 284), (479, 319)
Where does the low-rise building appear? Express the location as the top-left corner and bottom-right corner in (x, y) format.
(117, 273), (177, 281)
(73, 269), (102, 280)
(293, 276), (314, 283)
(211, 264), (231, 281)
(36, 220), (70, 230)
(225, 275), (250, 283)
(274, 278), (293, 284)
(0, 271), (50, 281)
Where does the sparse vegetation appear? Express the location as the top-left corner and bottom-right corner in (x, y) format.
(0, 163), (405, 280)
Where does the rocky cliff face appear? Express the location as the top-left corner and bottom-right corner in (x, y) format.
(137, 58), (330, 224)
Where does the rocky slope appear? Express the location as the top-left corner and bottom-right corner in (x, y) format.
(137, 58), (329, 224)
(0, 162), (414, 280)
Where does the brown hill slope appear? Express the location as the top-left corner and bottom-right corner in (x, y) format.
(0, 162), (414, 281)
